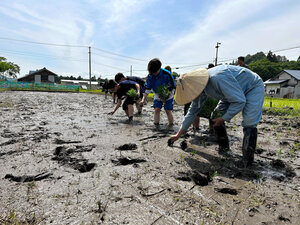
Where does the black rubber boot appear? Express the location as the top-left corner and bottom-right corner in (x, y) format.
(242, 127), (257, 167)
(213, 123), (230, 153)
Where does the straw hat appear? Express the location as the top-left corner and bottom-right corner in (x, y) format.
(175, 68), (209, 105)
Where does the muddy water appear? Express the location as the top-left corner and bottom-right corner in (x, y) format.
(0, 91), (299, 224)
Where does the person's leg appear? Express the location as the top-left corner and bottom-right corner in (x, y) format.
(241, 84), (264, 167)
(164, 98), (174, 126)
(165, 110), (174, 125)
(122, 98), (131, 119)
(193, 116), (200, 130)
(153, 99), (163, 125)
(128, 104), (134, 121)
(154, 108), (161, 124)
(136, 102), (142, 114)
(242, 127), (257, 167)
(211, 101), (230, 152)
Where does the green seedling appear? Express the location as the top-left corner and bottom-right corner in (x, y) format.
(201, 140), (206, 148)
(127, 88), (137, 98)
(191, 149), (196, 156)
(210, 166), (219, 179)
(289, 145), (297, 156)
(277, 148), (282, 158)
(157, 85), (170, 103)
(180, 152), (185, 164)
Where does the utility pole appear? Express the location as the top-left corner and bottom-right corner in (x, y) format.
(88, 46), (92, 89)
(215, 42), (221, 66)
(130, 65), (132, 76)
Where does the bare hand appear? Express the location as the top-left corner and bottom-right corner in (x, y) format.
(108, 111), (114, 115)
(212, 117), (224, 127)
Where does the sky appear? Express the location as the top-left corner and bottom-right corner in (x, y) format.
(0, 0), (300, 79)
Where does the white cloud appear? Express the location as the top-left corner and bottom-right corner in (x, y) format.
(157, 0), (300, 73)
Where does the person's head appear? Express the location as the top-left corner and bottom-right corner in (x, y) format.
(115, 73), (126, 83)
(238, 56), (245, 65)
(208, 63), (214, 69)
(148, 58), (162, 75)
(164, 66), (172, 73)
(106, 79), (118, 92)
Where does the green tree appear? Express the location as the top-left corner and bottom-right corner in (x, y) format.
(266, 51), (278, 63)
(0, 57), (20, 78)
(249, 58), (300, 81)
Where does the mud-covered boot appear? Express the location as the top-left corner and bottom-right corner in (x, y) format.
(214, 123), (230, 153)
(242, 127), (257, 167)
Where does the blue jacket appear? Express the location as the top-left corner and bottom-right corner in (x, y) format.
(145, 68), (176, 94)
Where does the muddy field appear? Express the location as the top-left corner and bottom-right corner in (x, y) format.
(0, 91), (299, 225)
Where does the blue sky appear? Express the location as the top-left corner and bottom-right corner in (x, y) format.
(0, 0), (300, 79)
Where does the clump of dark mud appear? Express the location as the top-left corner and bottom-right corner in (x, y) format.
(4, 172), (52, 182)
(116, 143), (137, 151)
(271, 159), (285, 169)
(176, 170), (211, 186)
(52, 145), (96, 172)
(215, 187), (238, 195)
(111, 157), (146, 166)
(180, 140), (188, 150)
(54, 138), (81, 144)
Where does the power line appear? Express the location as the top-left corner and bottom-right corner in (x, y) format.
(0, 37), (87, 48)
(91, 52), (146, 65)
(92, 46), (148, 62)
(0, 48), (87, 62)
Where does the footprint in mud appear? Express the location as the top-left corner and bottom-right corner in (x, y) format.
(111, 157), (146, 166)
(215, 187), (238, 195)
(270, 159), (296, 178)
(116, 143), (137, 151)
(4, 172), (53, 182)
(52, 145), (96, 173)
(54, 138), (81, 144)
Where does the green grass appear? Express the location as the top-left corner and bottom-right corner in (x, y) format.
(263, 97), (300, 117)
(79, 89), (103, 93)
(264, 97), (300, 109)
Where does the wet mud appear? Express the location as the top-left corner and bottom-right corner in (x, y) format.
(0, 91), (299, 224)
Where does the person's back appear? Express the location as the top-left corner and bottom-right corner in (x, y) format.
(207, 65), (262, 96)
(127, 76), (145, 89)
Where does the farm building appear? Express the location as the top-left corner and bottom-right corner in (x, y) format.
(60, 79), (99, 89)
(264, 70), (300, 99)
(18, 67), (58, 83)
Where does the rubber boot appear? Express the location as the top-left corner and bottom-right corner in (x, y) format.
(242, 127), (257, 167)
(214, 123), (230, 153)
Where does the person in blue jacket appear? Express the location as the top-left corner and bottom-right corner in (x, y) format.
(140, 58), (176, 127)
(170, 65), (264, 167)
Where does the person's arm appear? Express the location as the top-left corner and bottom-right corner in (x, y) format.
(170, 93), (207, 143)
(135, 83), (140, 98)
(217, 75), (246, 122)
(109, 98), (122, 114)
(141, 76), (151, 104)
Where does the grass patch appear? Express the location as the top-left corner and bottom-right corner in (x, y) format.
(263, 97), (300, 117)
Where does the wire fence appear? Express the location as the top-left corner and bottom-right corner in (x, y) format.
(0, 81), (80, 92)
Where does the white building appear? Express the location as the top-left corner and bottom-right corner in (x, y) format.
(61, 79), (99, 89)
(264, 70), (300, 99)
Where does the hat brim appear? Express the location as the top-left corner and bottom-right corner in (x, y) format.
(175, 68), (209, 105)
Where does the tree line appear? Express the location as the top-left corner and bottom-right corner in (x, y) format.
(234, 51), (300, 81)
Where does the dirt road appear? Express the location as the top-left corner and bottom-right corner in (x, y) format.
(0, 91), (299, 224)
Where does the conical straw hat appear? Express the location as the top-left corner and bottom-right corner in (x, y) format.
(175, 68), (209, 105)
